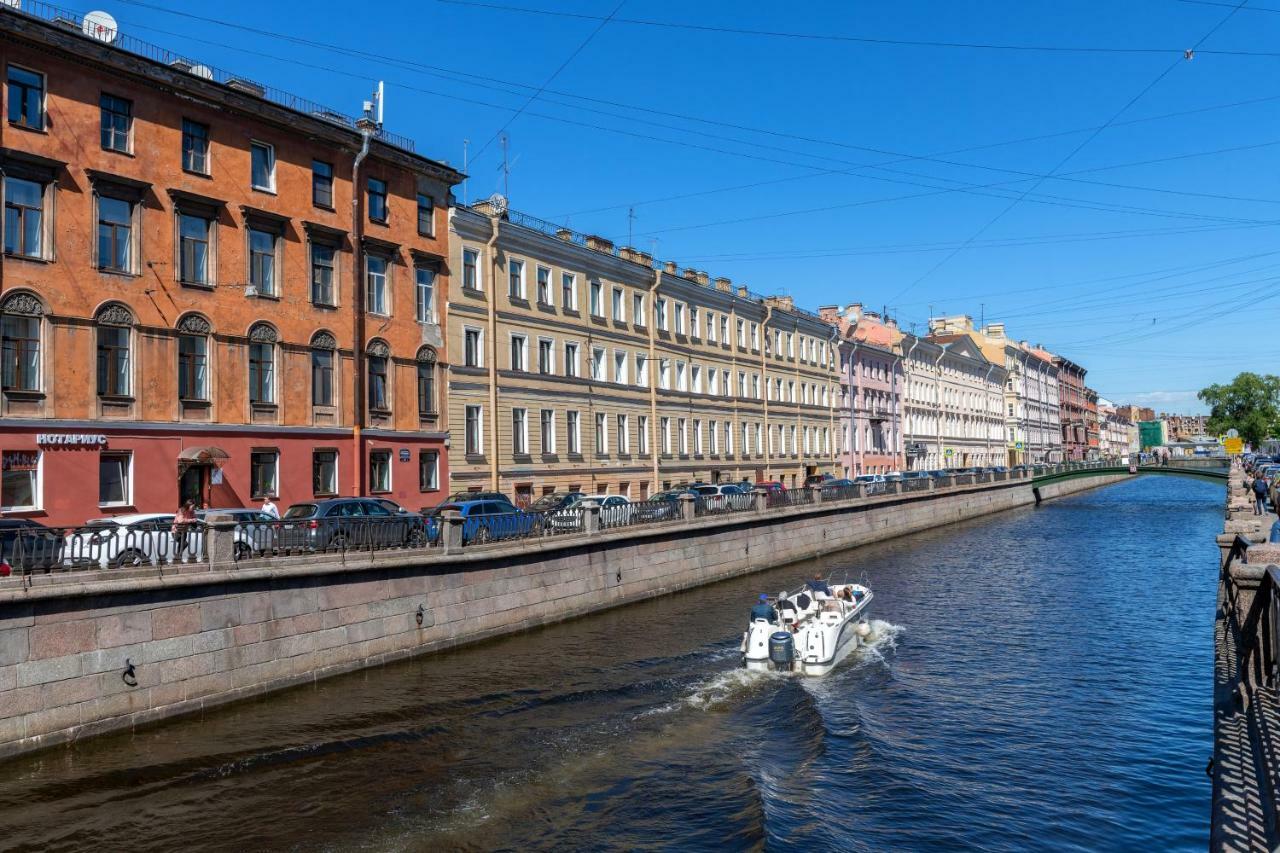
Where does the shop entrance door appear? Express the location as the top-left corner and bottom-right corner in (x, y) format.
(179, 465), (207, 508)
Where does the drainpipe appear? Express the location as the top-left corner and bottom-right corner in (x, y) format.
(889, 345), (903, 472)
(827, 324), (838, 476)
(350, 124), (373, 496)
(850, 340), (861, 474)
(760, 303), (773, 479)
(648, 268), (660, 490)
(484, 215), (501, 492)
(983, 362), (996, 466)
(933, 348), (945, 467)
(902, 336), (919, 471)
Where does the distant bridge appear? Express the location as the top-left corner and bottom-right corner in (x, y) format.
(1031, 462), (1228, 490)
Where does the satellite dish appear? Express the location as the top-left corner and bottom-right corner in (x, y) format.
(82, 10), (118, 43)
(190, 64), (214, 80)
(486, 193), (508, 215)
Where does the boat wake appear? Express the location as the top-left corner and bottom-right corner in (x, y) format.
(857, 619), (904, 665)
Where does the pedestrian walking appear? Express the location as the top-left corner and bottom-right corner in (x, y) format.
(1252, 473), (1270, 516)
(261, 495), (279, 519)
(172, 499), (197, 559)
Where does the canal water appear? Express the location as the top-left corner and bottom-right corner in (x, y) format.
(0, 476), (1222, 852)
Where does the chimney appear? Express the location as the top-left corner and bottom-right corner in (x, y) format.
(637, 252), (654, 268)
(555, 228), (574, 242)
(618, 246), (639, 263)
(984, 322), (1006, 338)
(695, 271), (710, 286)
(585, 235), (614, 253)
(681, 267), (700, 282)
(737, 286), (750, 298)
(714, 276), (733, 292)
(663, 261), (678, 274)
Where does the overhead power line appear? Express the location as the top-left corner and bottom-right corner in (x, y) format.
(438, 0), (1280, 57)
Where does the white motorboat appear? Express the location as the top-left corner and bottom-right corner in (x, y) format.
(741, 581), (874, 677)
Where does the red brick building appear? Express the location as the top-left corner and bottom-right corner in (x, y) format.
(0, 8), (462, 525)
(1054, 355), (1088, 461)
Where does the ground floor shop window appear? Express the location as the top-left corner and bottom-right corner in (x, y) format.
(1, 450), (40, 510)
(313, 450), (337, 496)
(251, 450), (278, 499)
(369, 450), (391, 493)
(419, 450), (439, 491)
(98, 452), (131, 506)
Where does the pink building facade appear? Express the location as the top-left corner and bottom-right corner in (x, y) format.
(821, 305), (905, 476)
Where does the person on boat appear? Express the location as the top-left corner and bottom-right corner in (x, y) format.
(750, 594), (777, 623)
(806, 575), (832, 597)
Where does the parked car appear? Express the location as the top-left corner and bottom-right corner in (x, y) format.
(276, 498), (430, 552)
(0, 519), (62, 575)
(854, 474), (886, 495)
(821, 478), (855, 489)
(925, 469), (949, 478)
(528, 492), (587, 514)
(62, 513), (195, 569)
(197, 508), (278, 559)
(633, 488), (699, 523)
(882, 472), (904, 483)
(689, 483), (753, 513)
(424, 491), (510, 515)
(372, 498), (413, 515)
(754, 481), (787, 494)
(803, 473), (834, 488)
(900, 471), (930, 480)
(427, 499), (539, 545)
(549, 494), (633, 531)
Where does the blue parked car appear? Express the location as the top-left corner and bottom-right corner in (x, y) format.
(425, 499), (540, 545)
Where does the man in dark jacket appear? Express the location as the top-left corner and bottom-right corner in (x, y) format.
(1254, 474), (1270, 515)
(806, 575), (833, 597)
(750, 594), (777, 622)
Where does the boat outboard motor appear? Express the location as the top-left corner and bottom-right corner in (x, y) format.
(769, 631), (795, 671)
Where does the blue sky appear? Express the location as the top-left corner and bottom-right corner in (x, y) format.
(75, 0), (1280, 412)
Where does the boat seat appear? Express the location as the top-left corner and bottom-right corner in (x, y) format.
(794, 593), (812, 611)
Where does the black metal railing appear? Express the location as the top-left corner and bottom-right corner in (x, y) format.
(10, 522), (208, 573)
(821, 484), (861, 502)
(244, 516), (435, 559)
(766, 489), (814, 509)
(694, 493), (755, 517)
(625, 498), (685, 526)
(1221, 534), (1280, 697)
(901, 477), (931, 492)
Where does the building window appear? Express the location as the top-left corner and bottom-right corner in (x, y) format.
(367, 342), (390, 411)
(661, 417), (671, 454)
(97, 196), (133, 273)
(369, 450), (392, 493)
(589, 280), (603, 317)
(679, 418), (688, 454)
(689, 306), (699, 338)
(95, 325), (130, 397)
(419, 450), (439, 491)
(540, 409), (556, 453)
(178, 213), (212, 285)
(248, 228), (278, 296)
(99, 452), (131, 507)
(674, 303), (685, 334)
(464, 327), (483, 367)
(250, 141), (275, 191)
(177, 324), (209, 401)
(465, 405), (484, 455)
(567, 410), (581, 454)
(313, 450), (338, 496)
(564, 342), (579, 377)
(736, 319), (745, 347)
(7, 65), (44, 130)
(635, 353), (647, 387)
(1, 450), (40, 511)
(694, 419), (703, 455)
(590, 347), (605, 381)
(366, 255), (389, 315)
(100, 93), (131, 152)
(510, 335), (528, 371)
(367, 178), (388, 223)
(508, 259), (525, 299)
(512, 408), (529, 455)
(656, 297), (668, 331)
(312, 160), (334, 208)
(533, 265), (551, 304)
(595, 412), (608, 455)
(417, 193), (434, 236)
(0, 295), (41, 392)
(538, 338), (553, 375)
(417, 347), (437, 417)
(463, 248), (480, 291)
(638, 415), (650, 454)
(182, 119), (210, 174)
(561, 272), (577, 309)
(613, 351), (627, 384)
(248, 325), (276, 405)
(617, 414), (630, 454)
(311, 243), (337, 306)
(311, 337), (335, 407)
(612, 287), (625, 322)
(4, 177), (44, 258)
(250, 450), (279, 499)
(415, 266), (436, 323)
(633, 294), (645, 327)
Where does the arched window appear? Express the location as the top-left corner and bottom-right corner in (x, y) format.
(0, 292), (43, 392)
(176, 314), (212, 401)
(367, 339), (390, 412)
(416, 346), (437, 418)
(95, 303), (134, 397)
(310, 330), (336, 407)
(247, 323), (277, 405)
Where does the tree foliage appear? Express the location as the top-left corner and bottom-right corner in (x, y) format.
(1198, 372), (1280, 446)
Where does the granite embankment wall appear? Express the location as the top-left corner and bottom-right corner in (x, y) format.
(0, 472), (1126, 760)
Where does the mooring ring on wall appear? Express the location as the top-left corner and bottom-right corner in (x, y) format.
(122, 658), (138, 687)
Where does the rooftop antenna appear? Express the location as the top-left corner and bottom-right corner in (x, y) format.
(376, 80), (385, 127)
(980, 303), (985, 329)
(628, 206), (636, 248)
(499, 134), (510, 200)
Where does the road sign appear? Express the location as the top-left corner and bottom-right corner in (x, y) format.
(1227, 428), (1240, 439)
(944, 448), (954, 458)
(1225, 437), (1244, 454)
(1015, 441), (1024, 450)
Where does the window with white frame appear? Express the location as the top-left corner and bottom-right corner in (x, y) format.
(366, 255), (390, 315)
(674, 303), (685, 334)
(691, 364), (702, 394)
(464, 327), (483, 367)
(750, 323), (759, 350)
(709, 420), (719, 455)
(540, 408), (556, 453)
(512, 407), (528, 455)
(538, 337), (554, 374)
(736, 319), (746, 348)
(562, 272), (577, 309)
(752, 374), (760, 399)
(465, 405), (484, 454)
(595, 412), (608, 455)
(722, 370), (730, 397)
(415, 266), (436, 323)
(743, 423), (752, 455)
(463, 248), (481, 291)
(99, 450), (132, 507)
(635, 353), (648, 387)
(679, 418), (688, 455)
(567, 410), (581, 454)
(536, 265), (551, 304)
(639, 415), (650, 454)
(709, 370), (719, 396)
(737, 371), (746, 397)
(369, 449), (392, 492)
(617, 414), (630, 454)
(613, 350), (627, 384)
(693, 419), (703, 455)
(661, 417), (672, 453)
(591, 347), (605, 380)
(676, 361), (687, 391)
(707, 312), (716, 342)
(612, 287), (625, 322)
(510, 334), (528, 371)
(724, 422), (733, 455)
(589, 280), (603, 317)
(689, 306), (699, 338)
(250, 449), (279, 499)
(508, 259), (526, 299)
(720, 316), (729, 343)
(659, 359), (671, 390)
(564, 341), (579, 377)
(250, 141), (275, 192)
(656, 297), (668, 331)
(3, 449), (42, 511)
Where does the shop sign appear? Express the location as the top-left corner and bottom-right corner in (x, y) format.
(36, 433), (108, 448)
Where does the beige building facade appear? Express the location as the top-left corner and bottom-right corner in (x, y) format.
(446, 205), (840, 504)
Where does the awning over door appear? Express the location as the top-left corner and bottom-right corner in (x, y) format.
(177, 446), (230, 463)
